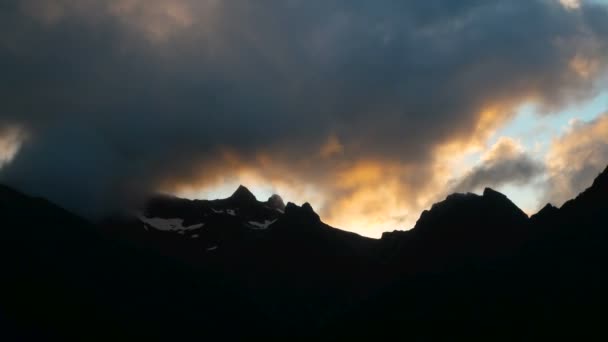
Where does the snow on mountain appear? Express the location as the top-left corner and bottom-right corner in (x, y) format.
(138, 215), (205, 232)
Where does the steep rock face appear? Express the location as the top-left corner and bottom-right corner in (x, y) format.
(589, 165), (608, 191)
(560, 166), (608, 215)
(528, 166), (608, 265)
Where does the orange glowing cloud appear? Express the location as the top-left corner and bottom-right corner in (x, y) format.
(320, 135), (344, 159)
(162, 140), (483, 237)
(0, 127), (25, 169)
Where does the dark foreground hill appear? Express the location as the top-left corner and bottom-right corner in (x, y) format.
(1, 166), (608, 340)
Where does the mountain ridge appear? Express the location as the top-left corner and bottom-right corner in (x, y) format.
(1, 164), (608, 339)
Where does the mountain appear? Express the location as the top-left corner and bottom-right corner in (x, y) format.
(0, 185), (266, 340)
(331, 166), (608, 340)
(380, 188), (530, 271)
(103, 185), (378, 333)
(1, 166), (608, 340)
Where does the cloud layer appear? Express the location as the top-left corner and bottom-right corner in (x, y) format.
(1, 0), (608, 235)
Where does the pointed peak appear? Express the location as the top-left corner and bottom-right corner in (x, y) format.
(541, 203), (558, 211)
(530, 203), (559, 222)
(230, 185), (257, 202)
(538, 203), (558, 214)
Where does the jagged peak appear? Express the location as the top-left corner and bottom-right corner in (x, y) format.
(229, 185), (257, 202)
(284, 202), (320, 222)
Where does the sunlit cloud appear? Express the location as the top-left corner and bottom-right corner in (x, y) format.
(320, 135), (345, 159)
(0, 127), (26, 169)
(570, 54), (601, 79)
(544, 112), (608, 206)
(559, 0), (582, 10)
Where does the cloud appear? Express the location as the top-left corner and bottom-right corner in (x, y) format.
(544, 113), (608, 206)
(559, 0), (581, 10)
(320, 135), (345, 159)
(0, 127), (25, 169)
(449, 138), (545, 194)
(0, 0), (608, 235)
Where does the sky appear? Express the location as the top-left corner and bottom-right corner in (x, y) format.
(1, 0), (608, 238)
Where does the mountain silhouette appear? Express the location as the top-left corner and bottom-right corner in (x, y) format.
(229, 184), (258, 203)
(1, 166), (608, 340)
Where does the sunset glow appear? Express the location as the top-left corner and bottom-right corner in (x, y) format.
(1, 0), (608, 237)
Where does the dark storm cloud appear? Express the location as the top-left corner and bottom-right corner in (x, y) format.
(451, 157), (546, 195)
(0, 0), (607, 217)
(449, 138), (546, 194)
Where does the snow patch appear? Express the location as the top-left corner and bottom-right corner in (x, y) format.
(210, 208), (236, 216)
(248, 219), (277, 230)
(138, 215), (204, 232)
(266, 205), (284, 214)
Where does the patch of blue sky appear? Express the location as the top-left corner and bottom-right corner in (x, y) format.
(494, 91), (608, 157)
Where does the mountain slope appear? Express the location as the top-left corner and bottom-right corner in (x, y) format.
(0, 185), (266, 340)
(1, 166), (608, 339)
(328, 166), (608, 340)
(104, 185), (379, 332)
